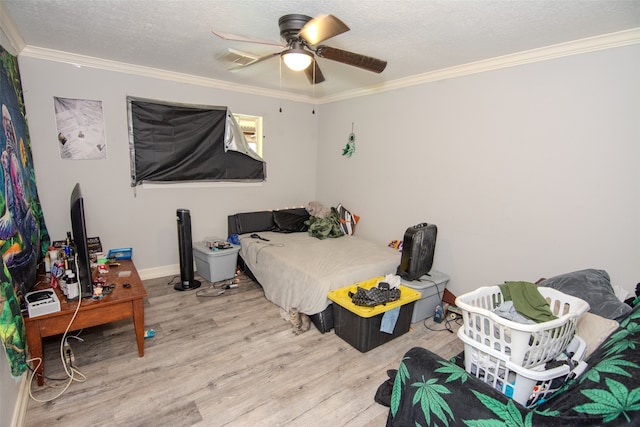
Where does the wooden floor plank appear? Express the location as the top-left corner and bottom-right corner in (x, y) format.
(25, 272), (463, 426)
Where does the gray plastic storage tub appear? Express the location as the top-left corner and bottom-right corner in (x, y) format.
(400, 270), (450, 323)
(192, 242), (240, 282)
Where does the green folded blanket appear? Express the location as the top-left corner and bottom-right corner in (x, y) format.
(499, 281), (557, 323)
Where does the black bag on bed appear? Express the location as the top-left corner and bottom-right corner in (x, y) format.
(396, 223), (437, 281)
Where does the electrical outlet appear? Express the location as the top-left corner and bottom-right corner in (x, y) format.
(64, 343), (74, 365)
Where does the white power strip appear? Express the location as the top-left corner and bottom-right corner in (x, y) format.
(25, 289), (61, 317)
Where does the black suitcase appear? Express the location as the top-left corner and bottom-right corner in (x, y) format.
(396, 223), (437, 281)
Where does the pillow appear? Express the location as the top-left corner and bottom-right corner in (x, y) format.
(230, 211), (275, 235)
(575, 312), (619, 358)
(336, 203), (359, 235)
(273, 209), (310, 233)
(538, 269), (632, 322)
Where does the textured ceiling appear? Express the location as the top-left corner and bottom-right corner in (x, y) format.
(3, 0), (640, 100)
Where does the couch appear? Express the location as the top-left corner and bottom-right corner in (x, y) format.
(385, 269), (640, 426)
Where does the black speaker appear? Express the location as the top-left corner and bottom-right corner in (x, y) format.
(175, 209), (201, 291)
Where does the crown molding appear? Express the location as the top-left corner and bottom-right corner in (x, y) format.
(319, 27), (640, 104)
(16, 27), (640, 105)
(18, 46), (315, 103)
(0, 1), (25, 55)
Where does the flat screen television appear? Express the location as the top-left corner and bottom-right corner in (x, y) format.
(70, 183), (94, 298)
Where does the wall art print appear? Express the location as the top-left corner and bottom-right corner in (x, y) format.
(54, 97), (107, 160)
(1, 44), (51, 377)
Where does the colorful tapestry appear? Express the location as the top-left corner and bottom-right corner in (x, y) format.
(0, 44), (50, 377)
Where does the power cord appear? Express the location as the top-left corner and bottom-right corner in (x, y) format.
(166, 275), (180, 286)
(195, 277), (239, 297)
(424, 312), (462, 333)
(25, 362), (75, 382)
(28, 254), (87, 402)
(412, 276), (461, 333)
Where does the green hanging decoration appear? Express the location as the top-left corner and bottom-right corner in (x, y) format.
(342, 122), (356, 157)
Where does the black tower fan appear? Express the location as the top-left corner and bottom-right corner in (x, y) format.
(175, 209), (201, 291)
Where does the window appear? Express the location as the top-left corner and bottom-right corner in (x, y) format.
(127, 97), (266, 186)
(234, 114), (263, 157)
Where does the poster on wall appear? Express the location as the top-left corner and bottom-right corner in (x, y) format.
(54, 97), (107, 160)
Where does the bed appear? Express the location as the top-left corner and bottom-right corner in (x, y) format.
(227, 207), (401, 332)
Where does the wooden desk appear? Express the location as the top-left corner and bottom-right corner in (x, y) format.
(24, 259), (147, 386)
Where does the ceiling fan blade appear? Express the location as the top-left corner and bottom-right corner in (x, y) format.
(304, 60), (325, 85)
(212, 30), (283, 47)
(299, 14), (349, 45)
(315, 45), (387, 73)
(228, 50), (283, 71)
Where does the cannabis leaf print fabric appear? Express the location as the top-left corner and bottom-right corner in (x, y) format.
(387, 305), (640, 426)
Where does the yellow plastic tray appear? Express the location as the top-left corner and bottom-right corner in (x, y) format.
(328, 276), (422, 318)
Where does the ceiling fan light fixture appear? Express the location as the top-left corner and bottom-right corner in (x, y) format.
(214, 13), (386, 84)
(282, 48), (313, 71)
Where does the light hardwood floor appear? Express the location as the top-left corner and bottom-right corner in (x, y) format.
(25, 272), (463, 427)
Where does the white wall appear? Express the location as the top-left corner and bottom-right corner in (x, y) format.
(18, 57), (319, 275)
(316, 44), (640, 297)
(19, 45), (638, 294)
(0, 353), (23, 427)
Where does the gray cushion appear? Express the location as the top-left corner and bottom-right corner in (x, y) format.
(539, 269), (631, 322)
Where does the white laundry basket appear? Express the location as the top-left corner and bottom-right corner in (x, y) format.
(458, 328), (588, 408)
(456, 286), (589, 368)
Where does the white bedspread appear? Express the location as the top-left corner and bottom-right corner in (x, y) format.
(239, 232), (401, 315)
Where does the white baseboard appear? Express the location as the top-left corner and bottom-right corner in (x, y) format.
(13, 374), (28, 427)
(137, 263), (180, 281)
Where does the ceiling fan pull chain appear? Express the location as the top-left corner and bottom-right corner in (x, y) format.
(279, 60), (283, 113)
(342, 122), (356, 157)
(312, 61), (316, 114)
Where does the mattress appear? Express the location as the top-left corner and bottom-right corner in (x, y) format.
(238, 231), (401, 315)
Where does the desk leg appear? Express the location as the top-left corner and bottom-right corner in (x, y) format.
(25, 321), (45, 386)
(132, 299), (145, 357)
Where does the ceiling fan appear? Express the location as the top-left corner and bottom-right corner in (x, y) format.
(213, 14), (387, 84)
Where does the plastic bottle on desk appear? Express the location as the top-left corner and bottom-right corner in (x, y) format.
(66, 272), (79, 300)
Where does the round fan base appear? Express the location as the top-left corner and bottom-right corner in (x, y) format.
(278, 14), (312, 42)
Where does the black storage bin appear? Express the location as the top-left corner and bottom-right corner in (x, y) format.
(328, 278), (421, 352)
(310, 305), (334, 333)
(332, 301), (416, 352)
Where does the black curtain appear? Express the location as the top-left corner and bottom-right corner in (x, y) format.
(129, 99), (265, 185)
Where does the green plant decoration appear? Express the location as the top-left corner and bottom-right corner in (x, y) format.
(342, 123), (356, 157)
